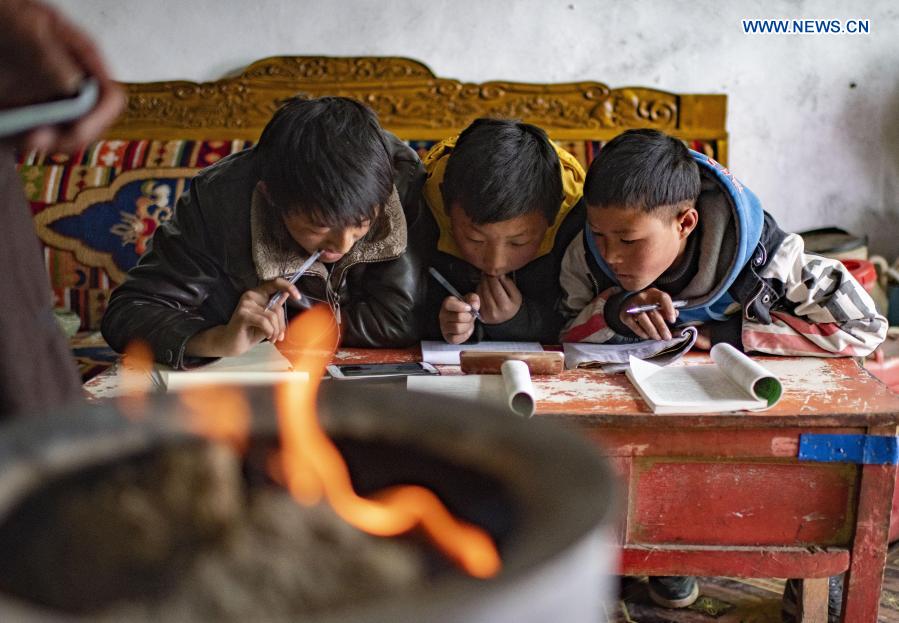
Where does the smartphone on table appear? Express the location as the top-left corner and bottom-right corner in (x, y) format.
(326, 361), (438, 380)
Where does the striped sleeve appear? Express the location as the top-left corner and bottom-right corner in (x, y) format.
(559, 233), (620, 343)
(741, 233), (887, 356)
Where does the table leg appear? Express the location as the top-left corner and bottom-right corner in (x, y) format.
(798, 577), (829, 623)
(841, 427), (897, 622)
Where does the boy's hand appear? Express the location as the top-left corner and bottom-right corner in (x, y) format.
(619, 288), (678, 341)
(476, 274), (522, 324)
(187, 278), (301, 357)
(439, 293), (480, 344)
(0, 0), (125, 153)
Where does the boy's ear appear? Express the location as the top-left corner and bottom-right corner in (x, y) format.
(676, 205), (699, 240)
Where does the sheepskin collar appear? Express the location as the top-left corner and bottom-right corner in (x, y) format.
(250, 185), (406, 286)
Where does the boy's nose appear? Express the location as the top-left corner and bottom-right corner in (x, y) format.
(481, 245), (507, 276)
(603, 244), (623, 266)
(328, 228), (357, 255)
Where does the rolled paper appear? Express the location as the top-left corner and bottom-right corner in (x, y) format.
(501, 360), (536, 418)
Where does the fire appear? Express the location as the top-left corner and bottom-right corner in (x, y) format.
(123, 305), (502, 578)
(179, 386), (251, 455)
(119, 340), (155, 418)
(119, 342), (251, 455)
(277, 305), (502, 579)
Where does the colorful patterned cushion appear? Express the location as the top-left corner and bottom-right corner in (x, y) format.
(18, 140), (252, 330)
(17, 137), (721, 332)
(69, 331), (118, 382)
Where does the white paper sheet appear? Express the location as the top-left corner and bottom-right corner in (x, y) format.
(157, 341), (307, 391)
(407, 360), (538, 417)
(193, 341), (292, 372)
(420, 340), (543, 365)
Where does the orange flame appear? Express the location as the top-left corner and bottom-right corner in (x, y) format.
(277, 305), (502, 578)
(179, 386), (252, 455)
(119, 340), (156, 418)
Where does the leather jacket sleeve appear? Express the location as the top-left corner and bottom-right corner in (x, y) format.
(334, 135), (429, 348)
(338, 249), (423, 347)
(100, 179), (229, 369)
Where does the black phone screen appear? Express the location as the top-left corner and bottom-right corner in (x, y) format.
(335, 362), (433, 377)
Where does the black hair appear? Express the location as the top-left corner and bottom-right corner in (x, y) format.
(584, 129), (700, 216)
(255, 96), (393, 227)
(441, 118), (563, 225)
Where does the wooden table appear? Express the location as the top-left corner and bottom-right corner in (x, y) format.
(86, 348), (899, 622)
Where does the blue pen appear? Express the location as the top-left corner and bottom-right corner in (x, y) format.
(428, 267), (483, 322)
(264, 249), (322, 311)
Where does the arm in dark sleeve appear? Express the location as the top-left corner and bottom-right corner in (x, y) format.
(707, 314), (744, 350)
(481, 293), (563, 344)
(338, 251), (425, 347)
(338, 170), (430, 347)
(602, 289), (641, 339)
(100, 182), (226, 368)
(422, 277), (447, 341)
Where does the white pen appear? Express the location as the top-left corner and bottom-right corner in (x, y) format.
(626, 299), (689, 315)
(264, 249), (322, 311)
(428, 266), (483, 322)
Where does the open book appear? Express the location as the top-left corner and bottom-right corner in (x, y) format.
(155, 341), (308, 391)
(406, 360), (537, 417)
(563, 326), (697, 372)
(625, 343), (783, 413)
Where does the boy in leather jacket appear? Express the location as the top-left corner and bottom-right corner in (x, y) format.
(102, 97), (427, 368)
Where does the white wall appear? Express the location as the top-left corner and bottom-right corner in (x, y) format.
(50, 0), (899, 256)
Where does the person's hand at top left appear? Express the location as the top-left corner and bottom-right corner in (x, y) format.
(0, 0), (124, 153)
(476, 273), (522, 325)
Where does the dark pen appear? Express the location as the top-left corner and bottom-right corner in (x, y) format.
(428, 267), (483, 322)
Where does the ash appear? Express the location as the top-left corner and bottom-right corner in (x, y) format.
(0, 443), (426, 621)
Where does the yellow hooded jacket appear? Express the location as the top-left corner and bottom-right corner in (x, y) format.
(421, 135), (586, 260)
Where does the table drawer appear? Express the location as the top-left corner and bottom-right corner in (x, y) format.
(627, 459), (857, 546)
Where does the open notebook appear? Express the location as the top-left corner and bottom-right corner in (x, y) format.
(626, 343), (783, 414)
(155, 342), (308, 391)
(563, 326), (698, 372)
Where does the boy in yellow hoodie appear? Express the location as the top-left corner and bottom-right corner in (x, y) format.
(421, 118), (585, 344)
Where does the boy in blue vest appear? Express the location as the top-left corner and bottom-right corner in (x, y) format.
(560, 129), (886, 617)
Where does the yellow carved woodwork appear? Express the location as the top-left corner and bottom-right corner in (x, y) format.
(107, 56), (727, 163)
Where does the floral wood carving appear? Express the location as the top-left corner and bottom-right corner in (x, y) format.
(108, 56), (726, 147)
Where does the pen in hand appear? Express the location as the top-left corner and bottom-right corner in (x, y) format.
(428, 267), (483, 322)
(625, 299), (689, 315)
(264, 249), (323, 311)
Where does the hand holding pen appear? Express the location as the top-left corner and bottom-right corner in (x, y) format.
(429, 267), (482, 322)
(626, 299), (688, 315)
(619, 288), (686, 341)
(430, 267), (483, 344)
(186, 258), (318, 358)
(264, 249), (322, 311)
